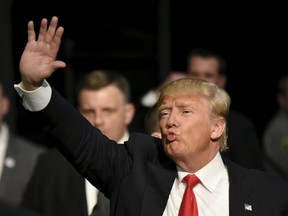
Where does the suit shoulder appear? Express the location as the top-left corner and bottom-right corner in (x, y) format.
(225, 157), (288, 190)
(128, 132), (162, 149)
(126, 132), (163, 159)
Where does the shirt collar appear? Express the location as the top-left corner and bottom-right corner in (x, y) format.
(117, 131), (129, 144)
(177, 152), (226, 192)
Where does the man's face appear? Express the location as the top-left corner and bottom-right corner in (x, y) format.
(78, 85), (134, 142)
(187, 56), (226, 87)
(159, 94), (221, 171)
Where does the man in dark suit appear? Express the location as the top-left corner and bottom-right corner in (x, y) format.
(0, 81), (45, 206)
(14, 16), (288, 216)
(20, 70), (135, 216)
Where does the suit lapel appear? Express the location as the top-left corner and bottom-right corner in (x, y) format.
(225, 158), (254, 216)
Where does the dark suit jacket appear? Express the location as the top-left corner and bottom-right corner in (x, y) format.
(0, 134), (45, 206)
(27, 88), (288, 216)
(21, 148), (109, 216)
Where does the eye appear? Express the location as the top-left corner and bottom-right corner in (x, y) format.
(81, 109), (95, 117)
(160, 110), (169, 118)
(103, 108), (115, 114)
(182, 109), (192, 115)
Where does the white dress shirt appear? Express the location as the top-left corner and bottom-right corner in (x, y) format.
(162, 152), (229, 216)
(0, 123), (9, 182)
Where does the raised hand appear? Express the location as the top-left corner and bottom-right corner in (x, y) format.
(19, 16), (66, 90)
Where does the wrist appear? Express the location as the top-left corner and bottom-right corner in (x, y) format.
(21, 80), (43, 91)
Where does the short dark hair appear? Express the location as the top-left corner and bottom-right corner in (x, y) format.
(76, 70), (131, 104)
(187, 49), (227, 75)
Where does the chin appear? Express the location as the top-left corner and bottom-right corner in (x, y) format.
(166, 142), (182, 157)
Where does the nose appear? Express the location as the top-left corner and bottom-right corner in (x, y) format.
(93, 112), (104, 127)
(166, 110), (178, 128)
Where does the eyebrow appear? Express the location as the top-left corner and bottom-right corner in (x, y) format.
(158, 105), (168, 112)
(159, 101), (192, 111)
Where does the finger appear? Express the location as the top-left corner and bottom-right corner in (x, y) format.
(38, 18), (48, 42)
(45, 16), (59, 44)
(51, 26), (64, 54)
(51, 60), (66, 71)
(27, 21), (36, 42)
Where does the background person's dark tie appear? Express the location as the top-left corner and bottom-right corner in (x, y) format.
(178, 174), (200, 216)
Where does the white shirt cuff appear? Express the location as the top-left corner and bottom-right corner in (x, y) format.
(14, 80), (52, 111)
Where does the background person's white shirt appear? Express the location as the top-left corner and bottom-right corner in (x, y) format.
(0, 123), (9, 182)
(85, 132), (129, 215)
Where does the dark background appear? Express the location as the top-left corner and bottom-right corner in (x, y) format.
(7, 1), (288, 146)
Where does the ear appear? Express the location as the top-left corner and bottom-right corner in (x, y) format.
(211, 117), (226, 140)
(124, 103), (135, 125)
(217, 75), (227, 88)
(151, 132), (161, 138)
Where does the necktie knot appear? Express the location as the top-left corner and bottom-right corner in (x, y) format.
(183, 174), (200, 189)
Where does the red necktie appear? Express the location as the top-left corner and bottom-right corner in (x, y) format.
(178, 174), (200, 216)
